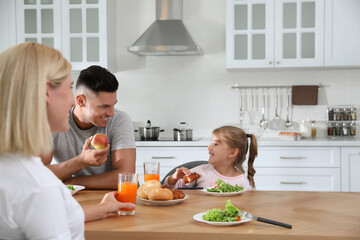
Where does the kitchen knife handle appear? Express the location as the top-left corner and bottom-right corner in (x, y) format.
(257, 217), (292, 229)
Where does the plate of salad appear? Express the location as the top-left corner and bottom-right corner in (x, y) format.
(201, 179), (245, 197)
(66, 185), (85, 195)
(193, 200), (252, 226)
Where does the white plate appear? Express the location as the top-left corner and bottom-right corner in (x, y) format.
(137, 194), (189, 206)
(201, 187), (245, 197)
(67, 185), (85, 195)
(193, 212), (252, 226)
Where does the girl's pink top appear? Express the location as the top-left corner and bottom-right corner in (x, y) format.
(164, 163), (253, 191)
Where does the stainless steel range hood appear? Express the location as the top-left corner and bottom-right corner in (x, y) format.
(128, 0), (203, 56)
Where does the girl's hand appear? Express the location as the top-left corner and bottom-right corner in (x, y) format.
(172, 167), (191, 180)
(99, 192), (134, 218)
(167, 167), (190, 185)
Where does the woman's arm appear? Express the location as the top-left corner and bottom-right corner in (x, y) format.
(82, 192), (134, 222)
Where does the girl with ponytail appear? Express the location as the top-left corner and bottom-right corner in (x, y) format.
(165, 125), (258, 190)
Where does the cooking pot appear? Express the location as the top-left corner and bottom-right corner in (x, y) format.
(135, 120), (164, 140)
(173, 128), (193, 141)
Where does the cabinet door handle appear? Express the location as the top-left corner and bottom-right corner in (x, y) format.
(151, 156), (176, 159)
(280, 181), (307, 185)
(269, 61), (273, 64)
(279, 156), (305, 159)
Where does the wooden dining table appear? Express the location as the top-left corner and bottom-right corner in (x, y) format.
(74, 189), (360, 240)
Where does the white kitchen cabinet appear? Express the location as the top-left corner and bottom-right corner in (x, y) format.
(13, 0), (116, 71)
(341, 147), (360, 192)
(135, 141), (360, 192)
(15, 0), (62, 50)
(226, 0), (273, 68)
(0, 0), (16, 53)
(324, 0), (360, 67)
(226, 0), (324, 68)
(136, 147), (208, 185)
(255, 168), (340, 191)
(254, 147), (341, 191)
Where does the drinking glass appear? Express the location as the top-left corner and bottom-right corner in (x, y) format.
(143, 161), (160, 182)
(117, 173), (138, 215)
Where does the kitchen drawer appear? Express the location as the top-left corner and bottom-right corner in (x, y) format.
(136, 147), (208, 185)
(255, 147), (340, 167)
(255, 168), (341, 191)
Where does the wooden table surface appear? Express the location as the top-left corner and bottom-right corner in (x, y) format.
(74, 190), (360, 240)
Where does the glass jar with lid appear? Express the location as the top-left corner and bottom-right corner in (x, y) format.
(327, 122), (334, 136)
(335, 122), (342, 136)
(299, 119), (312, 138)
(342, 122), (350, 136)
(343, 108), (350, 121)
(350, 122), (356, 136)
(327, 108), (334, 121)
(334, 108), (342, 121)
(311, 120), (316, 138)
(350, 107), (357, 121)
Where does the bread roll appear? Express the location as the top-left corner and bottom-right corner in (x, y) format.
(148, 188), (173, 200)
(182, 172), (200, 184)
(137, 185), (148, 199)
(143, 180), (161, 195)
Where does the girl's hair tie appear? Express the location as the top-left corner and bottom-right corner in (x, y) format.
(247, 134), (250, 138)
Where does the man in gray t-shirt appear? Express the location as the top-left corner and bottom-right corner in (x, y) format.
(41, 66), (136, 189)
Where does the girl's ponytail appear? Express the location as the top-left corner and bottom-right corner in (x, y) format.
(247, 133), (258, 189)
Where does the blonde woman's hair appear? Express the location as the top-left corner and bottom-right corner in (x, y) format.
(213, 126), (258, 189)
(0, 42), (71, 157)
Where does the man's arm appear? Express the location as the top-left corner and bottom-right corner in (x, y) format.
(41, 137), (109, 181)
(64, 148), (136, 189)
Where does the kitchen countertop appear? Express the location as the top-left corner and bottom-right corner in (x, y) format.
(75, 190), (360, 240)
(136, 137), (360, 147)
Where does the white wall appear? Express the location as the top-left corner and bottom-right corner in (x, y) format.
(0, 0), (16, 53)
(114, 0), (360, 138)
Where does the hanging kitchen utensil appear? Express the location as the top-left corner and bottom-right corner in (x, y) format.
(248, 88), (257, 125)
(259, 90), (268, 129)
(269, 89), (284, 130)
(285, 88), (292, 128)
(239, 89), (244, 125)
(239, 210), (292, 229)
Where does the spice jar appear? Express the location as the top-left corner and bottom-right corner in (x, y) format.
(327, 108), (334, 121)
(342, 122), (349, 136)
(311, 121), (316, 138)
(350, 122), (356, 136)
(335, 122), (342, 136)
(334, 108), (342, 121)
(350, 107), (357, 121)
(327, 122), (334, 136)
(343, 108), (350, 121)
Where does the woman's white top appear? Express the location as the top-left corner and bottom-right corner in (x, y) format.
(0, 154), (84, 240)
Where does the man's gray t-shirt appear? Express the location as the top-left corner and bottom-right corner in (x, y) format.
(52, 108), (136, 177)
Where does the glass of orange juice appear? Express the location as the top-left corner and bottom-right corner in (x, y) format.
(117, 173), (138, 215)
(143, 161), (160, 182)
